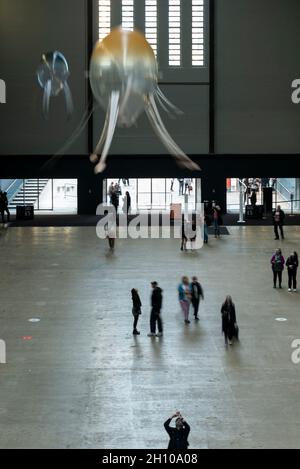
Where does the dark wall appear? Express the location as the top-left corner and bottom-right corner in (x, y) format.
(0, 0), (88, 155)
(215, 0), (300, 153)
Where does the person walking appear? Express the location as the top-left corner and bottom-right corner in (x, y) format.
(178, 277), (192, 324)
(273, 205), (285, 240)
(221, 296), (238, 347)
(131, 289), (142, 335)
(190, 277), (204, 321)
(286, 252), (298, 292)
(148, 282), (163, 337)
(271, 248), (285, 289)
(164, 412), (190, 450)
(0, 191), (10, 224)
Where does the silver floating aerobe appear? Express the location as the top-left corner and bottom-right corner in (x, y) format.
(89, 28), (200, 174)
(37, 51), (74, 119)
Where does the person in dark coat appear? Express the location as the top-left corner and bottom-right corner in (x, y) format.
(164, 412), (190, 450)
(148, 282), (163, 337)
(190, 277), (204, 320)
(273, 205), (285, 240)
(122, 191), (131, 215)
(286, 252), (298, 292)
(221, 296), (238, 346)
(111, 190), (119, 214)
(271, 248), (285, 289)
(131, 289), (142, 335)
(0, 191), (10, 223)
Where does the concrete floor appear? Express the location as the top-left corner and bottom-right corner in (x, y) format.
(0, 225), (300, 449)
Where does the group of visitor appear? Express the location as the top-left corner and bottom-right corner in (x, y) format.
(271, 249), (298, 291)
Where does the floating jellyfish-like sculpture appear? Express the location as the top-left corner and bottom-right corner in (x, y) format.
(37, 51), (73, 119)
(90, 28), (200, 174)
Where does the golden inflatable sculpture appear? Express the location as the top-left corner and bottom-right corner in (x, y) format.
(89, 28), (200, 173)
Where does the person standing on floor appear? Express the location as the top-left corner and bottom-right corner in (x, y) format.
(212, 204), (222, 238)
(190, 277), (204, 321)
(178, 277), (192, 324)
(271, 248), (285, 289)
(273, 205), (285, 240)
(0, 191), (10, 224)
(164, 412), (190, 450)
(221, 296), (238, 347)
(122, 191), (131, 215)
(148, 282), (163, 337)
(131, 289), (142, 335)
(286, 252), (298, 293)
(178, 178), (184, 196)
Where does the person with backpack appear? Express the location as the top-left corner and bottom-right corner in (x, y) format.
(271, 248), (285, 289)
(286, 252), (299, 292)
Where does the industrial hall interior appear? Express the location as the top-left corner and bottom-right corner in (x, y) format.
(1, 0), (300, 451)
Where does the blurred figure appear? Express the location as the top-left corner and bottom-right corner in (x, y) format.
(221, 296), (238, 347)
(271, 248), (285, 289)
(204, 214), (210, 244)
(286, 252), (298, 292)
(212, 203), (222, 238)
(0, 191), (10, 224)
(111, 190), (119, 214)
(131, 289), (142, 335)
(178, 276), (192, 324)
(104, 211), (116, 251)
(148, 282), (163, 337)
(178, 178), (184, 196)
(273, 205), (285, 240)
(170, 178), (175, 192)
(164, 412), (190, 450)
(122, 191), (131, 215)
(190, 277), (204, 321)
(108, 182), (115, 203)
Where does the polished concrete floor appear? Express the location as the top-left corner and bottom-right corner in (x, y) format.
(0, 225), (300, 449)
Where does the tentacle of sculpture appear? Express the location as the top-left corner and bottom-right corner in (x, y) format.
(94, 91), (120, 174)
(64, 82), (74, 118)
(146, 94), (201, 171)
(155, 87), (183, 116)
(42, 103), (97, 171)
(90, 111), (110, 163)
(118, 75), (134, 121)
(43, 80), (52, 118)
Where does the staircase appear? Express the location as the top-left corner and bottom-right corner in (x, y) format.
(9, 179), (49, 209)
